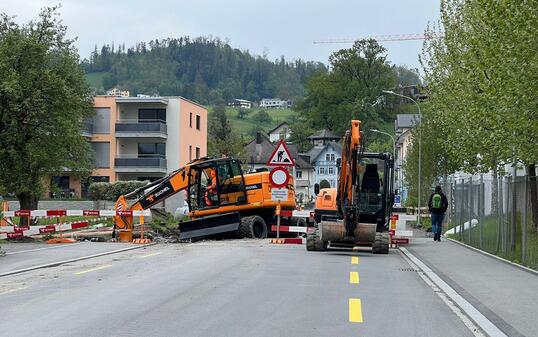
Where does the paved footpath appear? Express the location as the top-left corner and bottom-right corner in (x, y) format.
(408, 236), (538, 337)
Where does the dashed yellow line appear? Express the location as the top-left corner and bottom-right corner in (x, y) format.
(139, 252), (162, 258)
(349, 271), (360, 284)
(349, 298), (363, 323)
(74, 264), (112, 275)
(351, 256), (359, 264)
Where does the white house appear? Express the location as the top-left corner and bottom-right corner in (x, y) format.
(267, 122), (291, 142)
(306, 141), (342, 195)
(259, 98), (288, 109)
(227, 98), (252, 109)
(394, 114), (420, 202)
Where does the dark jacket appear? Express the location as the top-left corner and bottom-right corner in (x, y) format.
(428, 191), (448, 214)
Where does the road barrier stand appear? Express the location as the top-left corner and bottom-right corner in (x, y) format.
(0, 209), (151, 244)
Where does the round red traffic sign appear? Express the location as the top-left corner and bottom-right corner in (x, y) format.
(269, 167), (289, 188)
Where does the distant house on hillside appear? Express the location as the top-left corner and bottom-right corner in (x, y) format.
(267, 122), (291, 142)
(243, 132), (313, 201)
(259, 98), (291, 109)
(227, 98), (252, 109)
(106, 87), (130, 97)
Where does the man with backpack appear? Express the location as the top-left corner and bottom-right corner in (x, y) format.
(428, 185), (449, 241)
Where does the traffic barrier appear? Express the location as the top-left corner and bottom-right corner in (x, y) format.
(269, 238), (303, 244)
(0, 209), (150, 240)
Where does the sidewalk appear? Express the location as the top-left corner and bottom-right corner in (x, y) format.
(407, 237), (538, 337)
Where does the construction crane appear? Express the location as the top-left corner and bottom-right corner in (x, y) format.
(313, 32), (444, 44)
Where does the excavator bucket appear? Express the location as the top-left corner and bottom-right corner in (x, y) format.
(179, 212), (241, 240)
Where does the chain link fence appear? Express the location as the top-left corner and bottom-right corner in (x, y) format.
(446, 174), (538, 270)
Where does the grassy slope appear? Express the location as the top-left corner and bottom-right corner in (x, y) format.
(85, 72), (109, 91)
(213, 107), (297, 137)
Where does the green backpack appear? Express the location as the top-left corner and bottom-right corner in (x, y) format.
(432, 193), (443, 209)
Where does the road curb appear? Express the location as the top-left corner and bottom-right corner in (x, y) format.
(446, 237), (538, 277)
(0, 243), (156, 278)
(399, 246), (507, 337)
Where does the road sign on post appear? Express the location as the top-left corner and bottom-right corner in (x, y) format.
(267, 140), (295, 166)
(269, 167), (289, 188)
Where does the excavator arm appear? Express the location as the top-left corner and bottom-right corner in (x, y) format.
(337, 120), (363, 236)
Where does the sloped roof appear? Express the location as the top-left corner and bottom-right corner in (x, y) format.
(307, 129), (340, 140)
(267, 122), (290, 135)
(395, 114), (420, 129)
(243, 132), (312, 168)
(306, 141), (342, 163)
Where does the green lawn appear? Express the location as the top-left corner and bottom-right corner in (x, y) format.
(448, 214), (538, 270)
(85, 71), (109, 91)
(212, 107), (297, 138)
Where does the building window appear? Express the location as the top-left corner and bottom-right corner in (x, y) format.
(92, 108), (110, 133)
(195, 147), (200, 159)
(319, 167), (325, 175)
(196, 115), (201, 130)
(296, 170), (302, 179)
(91, 142), (110, 168)
(328, 167), (335, 175)
(189, 145), (192, 161)
(190, 113), (192, 128)
(326, 153), (335, 161)
(138, 143), (166, 157)
(138, 109), (166, 122)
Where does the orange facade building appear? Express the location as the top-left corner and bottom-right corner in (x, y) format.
(49, 95), (207, 200)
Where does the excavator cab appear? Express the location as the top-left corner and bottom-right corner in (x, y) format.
(187, 158), (247, 211)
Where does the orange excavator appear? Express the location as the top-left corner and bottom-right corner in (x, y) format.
(306, 120), (393, 253)
(114, 157), (296, 242)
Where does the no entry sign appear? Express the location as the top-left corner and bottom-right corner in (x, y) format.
(269, 167), (289, 188)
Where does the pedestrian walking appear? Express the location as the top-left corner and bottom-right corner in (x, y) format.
(428, 185), (448, 241)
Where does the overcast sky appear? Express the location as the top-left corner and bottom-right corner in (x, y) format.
(2, 0), (440, 69)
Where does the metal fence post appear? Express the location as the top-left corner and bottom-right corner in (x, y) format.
(496, 175), (503, 254)
(510, 169), (517, 253)
(522, 174), (528, 264)
(479, 174), (483, 249)
(469, 176), (473, 245)
(459, 178), (465, 242)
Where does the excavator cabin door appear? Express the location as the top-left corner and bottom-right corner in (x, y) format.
(187, 159), (247, 211)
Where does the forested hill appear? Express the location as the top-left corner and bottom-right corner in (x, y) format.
(82, 37), (327, 104)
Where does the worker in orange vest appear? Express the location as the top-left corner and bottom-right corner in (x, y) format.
(204, 168), (218, 206)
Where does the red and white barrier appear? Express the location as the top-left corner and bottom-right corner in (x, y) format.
(0, 209), (151, 239)
(279, 210), (314, 219)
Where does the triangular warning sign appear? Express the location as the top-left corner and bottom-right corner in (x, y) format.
(267, 140), (295, 166)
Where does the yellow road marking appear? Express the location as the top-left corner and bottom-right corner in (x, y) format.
(349, 298), (363, 323)
(351, 256), (359, 264)
(74, 264), (112, 275)
(139, 252), (162, 258)
(349, 271), (360, 284)
(0, 286), (28, 295)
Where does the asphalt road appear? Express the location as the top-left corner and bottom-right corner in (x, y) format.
(0, 240), (475, 337)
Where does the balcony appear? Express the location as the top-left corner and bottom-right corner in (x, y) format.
(115, 120), (167, 138)
(114, 155), (167, 173)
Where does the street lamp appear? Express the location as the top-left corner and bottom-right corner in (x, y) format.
(370, 129), (395, 161)
(382, 90), (422, 225)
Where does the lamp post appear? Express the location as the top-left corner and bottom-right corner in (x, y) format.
(382, 90), (422, 225)
(370, 129), (395, 161)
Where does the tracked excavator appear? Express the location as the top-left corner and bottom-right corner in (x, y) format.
(306, 120), (393, 253)
(114, 157), (296, 242)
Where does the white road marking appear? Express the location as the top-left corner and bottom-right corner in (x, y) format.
(400, 247), (505, 337)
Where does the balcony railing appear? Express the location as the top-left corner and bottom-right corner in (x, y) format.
(115, 119), (167, 138)
(114, 155), (167, 173)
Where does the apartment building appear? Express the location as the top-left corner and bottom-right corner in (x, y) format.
(51, 95), (207, 202)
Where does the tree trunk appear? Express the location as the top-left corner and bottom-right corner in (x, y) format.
(528, 163), (538, 231)
(491, 165), (498, 215)
(16, 193), (38, 226)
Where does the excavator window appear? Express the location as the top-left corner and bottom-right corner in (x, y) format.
(358, 159), (384, 215)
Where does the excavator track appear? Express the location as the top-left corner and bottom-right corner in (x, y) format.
(372, 232), (389, 254)
(306, 230), (327, 251)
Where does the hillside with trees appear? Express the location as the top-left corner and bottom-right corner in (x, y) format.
(83, 37), (327, 105)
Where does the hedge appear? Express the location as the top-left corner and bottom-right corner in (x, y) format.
(89, 180), (149, 201)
